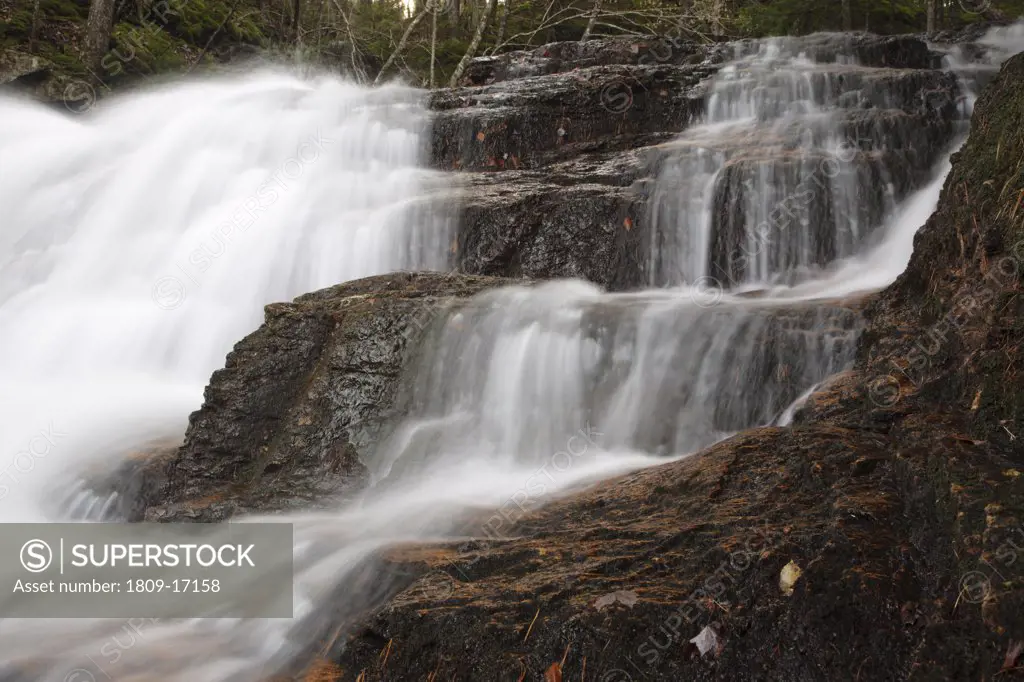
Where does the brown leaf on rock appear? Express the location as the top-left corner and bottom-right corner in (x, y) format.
(544, 662), (562, 682)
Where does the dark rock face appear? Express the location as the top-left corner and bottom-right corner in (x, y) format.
(113, 273), (512, 522)
(444, 34), (964, 291)
(431, 62), (713, 173)
(330, 52), (1024, 682)
(454, 151), (650, 288)
(0, 50), (72, 106)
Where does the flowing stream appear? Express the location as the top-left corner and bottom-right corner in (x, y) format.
(0, 25), (1022, 682)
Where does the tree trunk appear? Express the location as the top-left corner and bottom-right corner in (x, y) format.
(85, 0), (117, 75)
(314, 0), (326, 48)
(926, 0), (936, 34)
(491, 0), (509, 53)
(711, 0), (724, 34)
(841, 0), (852, 31)
(430, 0), (437, 88)
(674, 0), (690, 33)
(580, 0), (601, 41)
(292, 0), (302, 43)
(447, 0), (460, 28)
(448, 0), (496, 87)
(373, 1), (431, 84)
(331, 0), (365, 82)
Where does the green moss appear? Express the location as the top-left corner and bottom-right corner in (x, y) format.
(39, 0), (89, 21)
(103, 21), (186, 77)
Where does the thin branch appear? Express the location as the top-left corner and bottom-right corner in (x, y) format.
(580, 0), (601, 41)
(188, 0), (244, 72)
(447, 0), (497, 87)
(429, 0), (437, 88)
(374, 0), (431, 85)
(331, 0), (366, 83)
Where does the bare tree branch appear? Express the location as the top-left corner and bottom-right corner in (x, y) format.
(329, 0), (366, 82)
(374, 0), (431, 84)
(448, 0), (497, 87)
(429, 0), (437, 87)
(580, 0), (602, 41)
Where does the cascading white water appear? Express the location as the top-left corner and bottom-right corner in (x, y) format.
(649, 35), (961, 290)
(0, 70), (455, 522)
(1, 24), (1022, 682)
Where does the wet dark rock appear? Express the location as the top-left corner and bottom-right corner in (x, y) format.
(430, 63), (712, 172)
(460, 37), (714, 86)
(454, 150), (651, 289)
(123, 272), (513, 522)
(443, 34), (962, 291)
(330, 51), (1024, 682)
(766, 32), (942, 69)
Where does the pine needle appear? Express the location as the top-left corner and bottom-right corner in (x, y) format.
(523, 608), (541, 642)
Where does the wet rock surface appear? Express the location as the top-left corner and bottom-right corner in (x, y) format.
(115, 272), (513, 522)
(328, 52), (1024, 681)
(443, 34), (965, 290)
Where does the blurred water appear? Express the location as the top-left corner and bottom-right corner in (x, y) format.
(0, 24), (1022, 682)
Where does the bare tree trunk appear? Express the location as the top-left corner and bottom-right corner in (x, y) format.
(331, 0), (365, 82)
(85, 0), (117, 74)
(29, 0), (42, 50)
(714, 0), (725, 34)
(674, 0), (690, 32)
(926, 0), (936, 34)
(314, 0), (326, 48)
(490, 0), (509, 54)
(448, 0), (496, 87)
(448, 0), (460, 28)
(841, 0), (852, 31)
(580, 0), (601, 41)
(292, 0), (302, 43)
(430, 0), (437, 88)
(373, 1), (431, 84)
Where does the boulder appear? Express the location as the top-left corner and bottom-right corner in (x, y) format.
(106, 272), (514, 522)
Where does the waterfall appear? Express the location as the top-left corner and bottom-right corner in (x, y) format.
(648, 36), (963, 290)
(1, 26), (1022, 682)
(0, 71), (455, 522)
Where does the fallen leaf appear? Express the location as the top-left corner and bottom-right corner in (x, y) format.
(476, 131), (486, 142)
(971, 389), (982, 410)
(623, 217), (633, 231)
(593, 590), (639, 611)
(780, 560), (802, 596)
(1003, 469), (1021, 479)
(689, 625), (722, 658)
